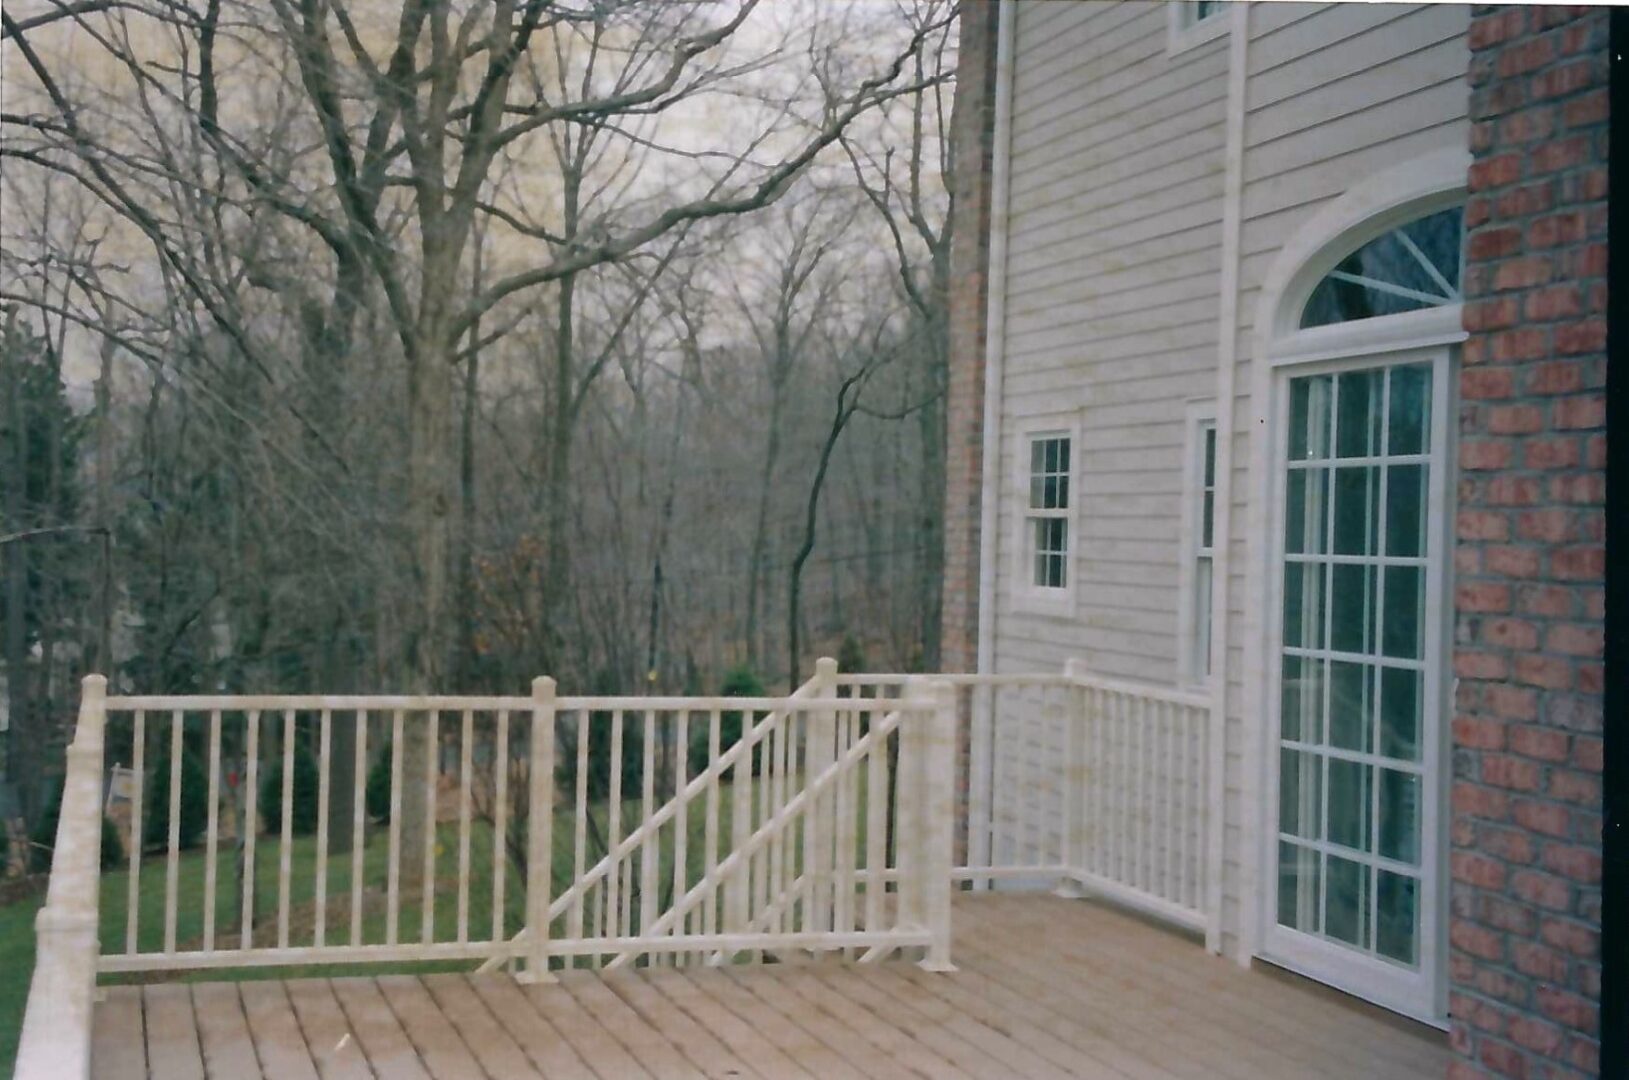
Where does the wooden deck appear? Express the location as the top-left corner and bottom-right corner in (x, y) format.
(89, 893), (1449, 1079)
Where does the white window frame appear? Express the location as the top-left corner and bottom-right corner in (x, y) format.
(1010, 417), (1080, 619)
(1257, 345), (1454, 1026)
(1167, 0), (1228, 56)
(1178, 402), (1219, 688)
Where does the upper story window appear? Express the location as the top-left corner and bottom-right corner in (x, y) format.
(1300, 207), (1464, 329)
(1027, 435), (1071, 590)
(1168, 1), (1229, 55)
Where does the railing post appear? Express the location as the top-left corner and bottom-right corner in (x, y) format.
(520, 676), (557, 983)
(806, 657), (837, 939)
(16, 674), (106, 1080)
(918, 679), (957, 971)
(1056, 659), (1089, 899)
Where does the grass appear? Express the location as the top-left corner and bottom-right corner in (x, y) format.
(0, 769), (879, 1075)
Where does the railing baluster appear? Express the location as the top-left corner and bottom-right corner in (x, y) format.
(754, 716), (769, 934)
(1164, 701), (1177, 903)
(606, 710), (623, 946)
(351, 710), (367, 947)
(864, 714), (887, 936)
(458, 708), (473, 945)
(704, 708), (720, 940)
(570, 710), (588, 965)
(640, 709), (657, 952)
(278, 708), (295, 950)
(203, 709), (221, 953)
(422, 708), (439, 945)
(386, 708), (403, 946)
(672, 709), (689, 964)
(728, 711), (751, 938)
(493, 708), (509, 945)
(524, 678), (556, 981)
(126, 709), (145, 956)
(1177, 703), (1191, 909)
(164, 709), (183, 955)
(241, 710), (259, 951)
(315, 708), (331, 949)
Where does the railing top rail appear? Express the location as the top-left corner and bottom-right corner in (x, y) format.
(833, 670), (1212, 711)
(102, 692), (922, 713)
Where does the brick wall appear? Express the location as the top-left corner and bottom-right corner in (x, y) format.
(1453, 7), (1609, 1078)
(943, 1), (999, 860)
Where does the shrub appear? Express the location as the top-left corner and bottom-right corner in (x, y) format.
(366, 738), (394, 823)
(258, 730), (321, 836)
(557, 709), (645, 803)
(688, 664), (766, 777)
(837, 634), (866, 674)
(143, 738), (211, 852)
(30, 780), (125, 872)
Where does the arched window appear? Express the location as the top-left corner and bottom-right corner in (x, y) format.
(1299, 207), (1464, 329)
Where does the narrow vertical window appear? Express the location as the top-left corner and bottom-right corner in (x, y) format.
(1193, 423), (1217, 679)
(1026, 435), (1071, 590)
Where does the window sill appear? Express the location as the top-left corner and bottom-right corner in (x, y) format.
(1011, 588), (1076, 621)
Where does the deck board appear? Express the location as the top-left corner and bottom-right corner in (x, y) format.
(90, 894), (1450, 1080)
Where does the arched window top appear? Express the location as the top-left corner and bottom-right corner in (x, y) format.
(1299, 206), (1464, 329)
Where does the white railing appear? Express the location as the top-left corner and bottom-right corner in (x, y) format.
(14, 676), (107, 1080)
(836, 664), (1215, 938)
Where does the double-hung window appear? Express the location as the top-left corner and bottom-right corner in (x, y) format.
(1168, 0), (1228, 53)
(1193, 423), (1217, 680)
(1025, 433), (1072, 592)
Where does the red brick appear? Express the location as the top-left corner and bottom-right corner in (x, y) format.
(1541, 844), (1602, 885)
(1459, 582), (1513, 613)
(1515, 509), (1578, 543)
(1511, 870), (1572, 911)
(1550, 546), (1604, 581)
(1463, 368), (1517, 400)
(1545, 623), (1602, 657)
(1453, 921), (1507, 961)
(1554, 319), (1606, 356)
(1497, 35), (1556, 77)
(1535, 987), (1597, 1032)
(1510, 727), (1571, 764)
(1457, 650), (1510, 680)
(1549, 473), (1605, 505)
(1483, 754), (1545, 791)
(1469, 7), (1529, 49)
(1522, 285), (1581, 322)
(1482, 616), (1539, 648)
(1469, 152), (1525, 191)
(1512, 940), (1571, 981)
(1492, 257), (1554, 291)
(1521, 436), (1579, 469)
(1552, 387), (1605, 430)
(1486, 684), (1540, 723)
(1531, 59), (1598, 101)
(1509, 1014), (1566, 1056)
(1570, 737), (1602, 772)
(1516, 585), (1575, 618)
(1513, 653), (1573, 690)
(1456, 851), (1510, 890)
(1512, 799), (1570, 837)
(1499, 104), (1555, 143)
(1481, 826), (1537, 865)
(1456, 715), (1509, 751)
(1485, 548), (1541, 579)
(1496, 180), (1554, 218)
(1562, 88), (1609, 128)
(1456, 781), (1512, 819)
(1486, 404), (1545, 435)
(1462, 439), (1515, 470)
(1526, 210), (1590, 249)
(1478, 1039), (1529, 1077)
(1549, 769), (1602, 806)
(1460, 510), (1511, 541)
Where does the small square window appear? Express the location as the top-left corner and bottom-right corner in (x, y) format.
(1169, 0), (1229, 54)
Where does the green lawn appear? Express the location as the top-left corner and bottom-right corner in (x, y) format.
(0, 772), (876, 1075)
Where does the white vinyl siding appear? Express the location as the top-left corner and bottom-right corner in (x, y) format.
(989, 0), (1470, 966)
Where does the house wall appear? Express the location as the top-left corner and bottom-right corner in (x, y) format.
(1449, 8), (1609, 1079)
(983, 1), (1473, 963)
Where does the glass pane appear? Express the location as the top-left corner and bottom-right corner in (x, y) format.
(1300, 209), (1465, 329)
(1402, 207), (1465, 295)
(1030, 440), (1045, 475)
(1044, 439), (1058, 473)
(1203, 427), (1217, 486)
(1195, 558), (1213, 678)
(1336, 370), (1383, 458)
(1385, 464), (1426, 558)
(1333, 467), (1379, 556)
(1280, 749), (1322, 840)
(1030, 476), (1044, 509)
(1387, 364), (1433, 456)
(1379, 768), (1420, 865)
(1042, 474), (1060, 509)
(1376, 870), (1419, 966)
(1281, 655), (1324, 744)
(1327, 759), (1371, 852)
(1328, 660), (1372, 753)
(1325, 854), (1369, 946)
(1379, 666), (1423, 762)
(1289, 376), (1332, 461)
(1330, 563), (1375, 655)
(1278, 841), (1321, 933)
(1202, 491), (1215, 548)
(1283, 562), (1328, 650)
(1382, 565), (1423, 659)
(1285, 468), (1329, 555)
(1033, 553), (1047, 589)
(1057, 475), (1070, 510)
